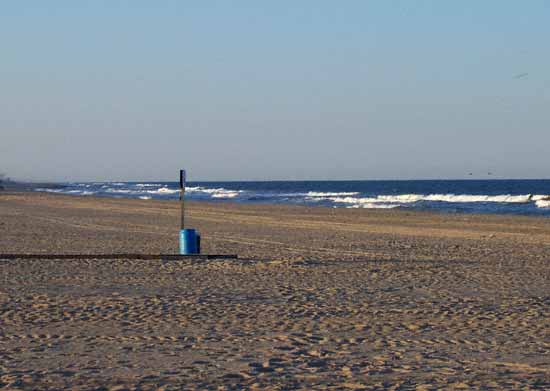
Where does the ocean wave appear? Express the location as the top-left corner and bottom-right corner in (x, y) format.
(187, 186), (243, 199)
(536, 200), (550, 208)
(32, 182), (550, 215)
(423, 194), (533, 203)
(36, 188), (95, 196)
(346, 203), (400, 209)
(66, 189), (95, 195)
(35, 188), (65, 193)
(211, 192), (240, 198)
(135, 183), (162, 188)
(150, 187), (179, 195)
(328, 194), (536, 205)
(106, 188), (134, 194)
(306, 191), (360, 197)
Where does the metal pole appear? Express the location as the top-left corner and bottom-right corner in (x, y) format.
(180, 169), (185, 230)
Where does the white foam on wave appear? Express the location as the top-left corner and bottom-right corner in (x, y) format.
(34, 183), (550, 212)
(95, 184), (242, 198)
(106, 188), (133, 194)
(187, 186), (243, 199)
(306, 191), (360, 197)
(211, 191), (240, 198)
(536, 200), (550, 208)
(425, 194), (532, 203)
(146, 187), (179, 195)
(135, 183), (162, 188)
(35, 188), (64, 193)
(346, 203), (400, 209)
(66, 190), (94, 195)
(35, 188), (95, 196)
(328, 193), (535, 205)
(533, 195), (550, 208)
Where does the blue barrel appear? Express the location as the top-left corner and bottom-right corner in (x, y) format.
(180, 229), (200, 254)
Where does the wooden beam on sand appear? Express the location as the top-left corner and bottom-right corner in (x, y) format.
(0, 254), (238, 260)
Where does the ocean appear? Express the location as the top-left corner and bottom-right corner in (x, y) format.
(36, 180), (550, 216)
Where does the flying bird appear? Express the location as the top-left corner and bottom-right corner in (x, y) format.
(514, 73), (529, 79)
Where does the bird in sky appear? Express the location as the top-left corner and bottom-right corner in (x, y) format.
(514, 73), (529, 79)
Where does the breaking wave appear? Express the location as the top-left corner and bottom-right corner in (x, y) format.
(535, 199), (550, 208)
(306, 191), (360, 197)
(148, 187), (179, 195)
(33, 181), (550, 215)
(325, 193), (536, 207)
(187, 186), (242, 199)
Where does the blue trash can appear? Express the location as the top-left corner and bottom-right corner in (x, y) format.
(180, 229), (200, 254)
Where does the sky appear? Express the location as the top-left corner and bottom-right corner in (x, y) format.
(1, 1), (549, 182)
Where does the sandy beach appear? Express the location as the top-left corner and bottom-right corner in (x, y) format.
(1, 192), (549, 390)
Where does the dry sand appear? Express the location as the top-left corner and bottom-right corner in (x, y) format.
(1, 192), (549, 390)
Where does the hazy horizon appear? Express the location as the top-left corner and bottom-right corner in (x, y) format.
(2, 1), (549, 182)
(13, 176), (550, 184)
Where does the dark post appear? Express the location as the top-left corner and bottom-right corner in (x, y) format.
(180, 169), (186, 230)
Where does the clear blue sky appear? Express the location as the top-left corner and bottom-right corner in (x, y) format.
(1, 1), (549, 181)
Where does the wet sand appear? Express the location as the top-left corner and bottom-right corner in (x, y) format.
(1, 192), (549, 390)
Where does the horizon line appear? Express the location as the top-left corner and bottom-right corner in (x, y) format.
(15, 177), (550, 184)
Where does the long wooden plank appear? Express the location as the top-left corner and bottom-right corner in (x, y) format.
(0, 254), (238, 260)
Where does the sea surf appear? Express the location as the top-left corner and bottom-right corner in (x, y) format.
(35, 180), (550, 216)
